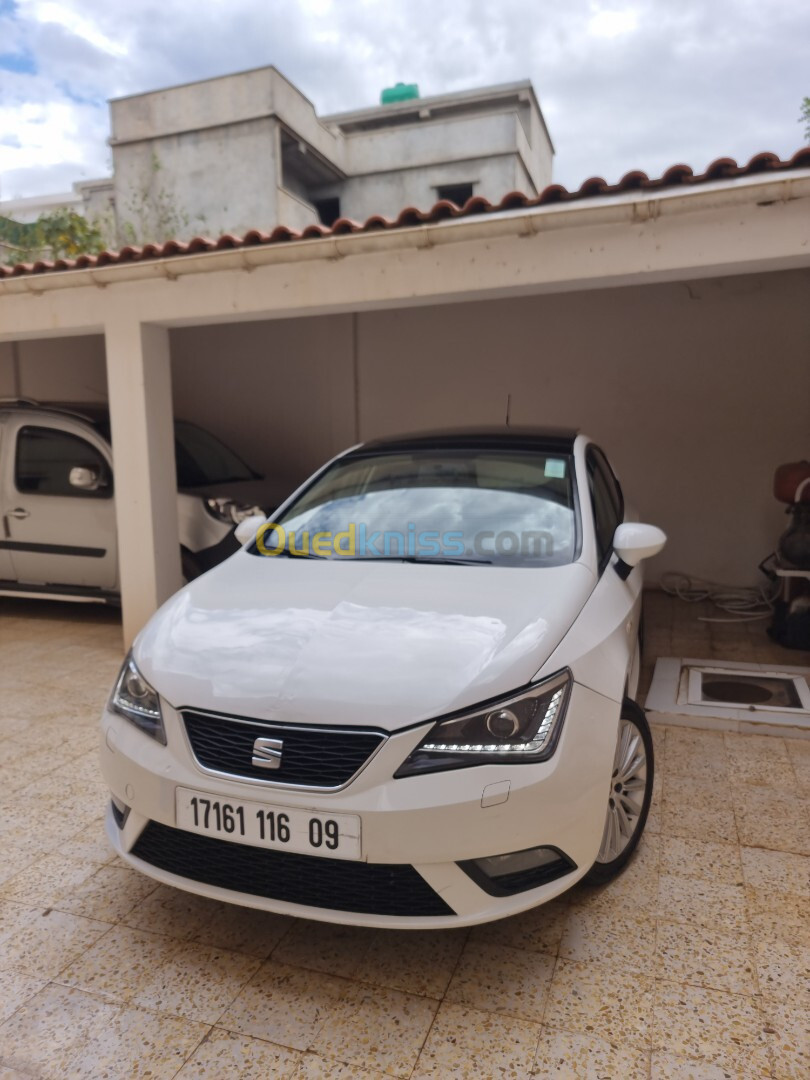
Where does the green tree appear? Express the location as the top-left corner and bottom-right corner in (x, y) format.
(35, 209), (105, 258)
(801, 97), (810, 143)
(0, 208), (105, 266)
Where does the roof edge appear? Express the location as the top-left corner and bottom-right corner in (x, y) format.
(321, 79), (536, 124)
(2, 148), (808, 284)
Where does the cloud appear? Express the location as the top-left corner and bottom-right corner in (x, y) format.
(587, 8), (640, 39)
(27, 0), (128, 57)
(0, 0), (808, 205)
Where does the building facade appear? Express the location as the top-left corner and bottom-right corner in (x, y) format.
(1, 67), (554, 249)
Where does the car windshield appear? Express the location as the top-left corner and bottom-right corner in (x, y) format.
(174, 421), (256, 487)
(252, 448), (578, 566)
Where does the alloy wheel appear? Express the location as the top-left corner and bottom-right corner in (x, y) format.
(595, 716), (648, 864)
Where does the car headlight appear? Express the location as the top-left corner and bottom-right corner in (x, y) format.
(110, 653), (166, 744)
(395, 669), (571, 777)
(205, 497), (265, 524)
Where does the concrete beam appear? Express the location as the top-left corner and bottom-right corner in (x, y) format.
(104, 317), (182, 646)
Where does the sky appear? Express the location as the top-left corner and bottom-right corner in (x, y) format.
(0, 0), (808, 206)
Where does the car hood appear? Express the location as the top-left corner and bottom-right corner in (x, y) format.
(136, 553), (595, 731)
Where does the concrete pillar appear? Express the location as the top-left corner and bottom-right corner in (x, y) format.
(104, 317), (182, 647)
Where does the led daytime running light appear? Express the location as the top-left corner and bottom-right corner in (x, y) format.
(421, 688), (564, 754)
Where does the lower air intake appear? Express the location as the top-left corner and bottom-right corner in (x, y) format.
(131, 821), (454, 918)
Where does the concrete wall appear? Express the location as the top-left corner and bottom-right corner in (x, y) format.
(276, 188), (320, 230)
(170, 316), (357, 492)
(325, 82), (552, 197)
(4, 270), (806, 585)
(354, 272), (809, 584)
(332, 111), (550, 218)
(112, 118), (280, 242)
(0, 342), (13, 391)
(0, 335), (107, 401)
(0, 191), (84, 225)
(342, 113), (523, 176)
(333, 155), (528, 220)
(110, 67), (341, 164)
(76, 180), (117, 243)
(521, 96), (555, 192)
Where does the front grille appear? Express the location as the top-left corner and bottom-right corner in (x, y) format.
(132, 821), (454, 918)
(182, 710), (386, 788)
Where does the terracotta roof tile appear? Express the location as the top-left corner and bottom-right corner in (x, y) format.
(2, 149), (808, 280)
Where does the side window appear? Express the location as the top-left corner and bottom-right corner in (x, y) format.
(15, 426), (112, 498)
(587, 448), (623, 569)
(590, 447), (624, 524)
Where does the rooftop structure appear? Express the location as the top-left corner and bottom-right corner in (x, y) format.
(1, 67), (554, 248)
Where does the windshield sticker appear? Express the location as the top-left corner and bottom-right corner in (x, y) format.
(544, 459), (566, 479)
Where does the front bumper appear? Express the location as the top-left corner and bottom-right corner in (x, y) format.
(100, 681), (619, 928)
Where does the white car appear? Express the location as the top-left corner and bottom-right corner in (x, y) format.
(101, 429), (666, 928)
(0, 399), (282, 600)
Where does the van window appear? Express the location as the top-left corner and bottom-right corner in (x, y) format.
(15, 426), (112, 498)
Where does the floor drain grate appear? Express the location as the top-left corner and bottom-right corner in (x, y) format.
(698, 673), (803, 709)
(687, 667), (809, 713)
(644, 657), (810, 735)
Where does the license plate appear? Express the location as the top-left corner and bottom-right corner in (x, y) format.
(175, 787), (362, 861)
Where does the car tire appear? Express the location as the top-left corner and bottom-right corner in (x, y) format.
(584, 699), (654, 885)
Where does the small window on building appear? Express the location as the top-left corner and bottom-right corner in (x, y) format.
(436, 183), (474, 208)
(314, 198), (341, 227)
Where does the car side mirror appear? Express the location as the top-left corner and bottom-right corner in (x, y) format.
(613, 522), (667, 567)
(235, 514), (267, 546)
(69, 465), (102, 491)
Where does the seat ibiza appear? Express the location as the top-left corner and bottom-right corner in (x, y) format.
(101, 429), (666, 927)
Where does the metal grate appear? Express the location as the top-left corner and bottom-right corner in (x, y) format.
(182, 710), (386, 788)
(131, 821), (454, 918)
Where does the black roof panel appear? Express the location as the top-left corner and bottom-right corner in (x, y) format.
(355, 427), (579, 455)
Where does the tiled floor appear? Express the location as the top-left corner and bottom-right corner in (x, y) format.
(0, 594), (808, 1079)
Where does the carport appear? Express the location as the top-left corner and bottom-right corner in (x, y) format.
(1, 152), (809, 647)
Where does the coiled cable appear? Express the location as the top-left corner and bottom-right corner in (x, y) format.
(659, 571), (780, 623)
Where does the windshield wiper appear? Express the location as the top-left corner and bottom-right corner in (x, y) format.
(272, 547), (327, 559)
(264, 548), (492, 564)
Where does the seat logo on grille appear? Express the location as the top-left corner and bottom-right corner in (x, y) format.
(252, 736), (283, 769)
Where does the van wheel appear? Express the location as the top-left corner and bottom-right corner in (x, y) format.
(584, 699), (654, 884)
